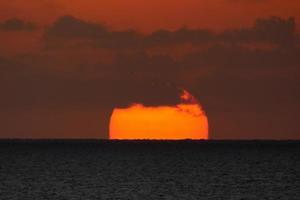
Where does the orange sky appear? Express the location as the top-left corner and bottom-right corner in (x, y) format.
(0, 0), (299, 139)
(1, 0), (300, 32)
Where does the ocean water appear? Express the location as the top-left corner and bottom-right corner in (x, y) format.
(0, 140), (299, 200)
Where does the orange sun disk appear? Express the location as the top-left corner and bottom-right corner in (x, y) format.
(109, 90), (209, 140)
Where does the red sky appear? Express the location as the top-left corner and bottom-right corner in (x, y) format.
(0, 0), (299, 139)
(1, 0), (300, 31)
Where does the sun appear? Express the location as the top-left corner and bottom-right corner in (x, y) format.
(109, 90), (209, 140)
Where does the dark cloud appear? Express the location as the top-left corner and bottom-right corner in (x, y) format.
(0, 18), (37, 31)
(0, 53), (181, 110)
(44, 16), (213, 49)
(46, 16), (107, 38)
(146, 28), (213, 47)
(44, 15), (142, 49)
(221, 16), (297, 47)
(44, 16), (297, 49)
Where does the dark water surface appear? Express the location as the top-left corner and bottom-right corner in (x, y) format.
(0, 140), (299, 199)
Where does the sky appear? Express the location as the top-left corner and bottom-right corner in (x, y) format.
(0, 0), (299, 139)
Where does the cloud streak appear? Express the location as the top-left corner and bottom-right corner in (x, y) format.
(43, 16), (298, 49)
(0, 18), (37, 31)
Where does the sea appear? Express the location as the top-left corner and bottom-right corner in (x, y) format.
(0, 140), (299, 199)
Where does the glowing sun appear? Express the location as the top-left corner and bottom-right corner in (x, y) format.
(109, 90), (208, 140)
